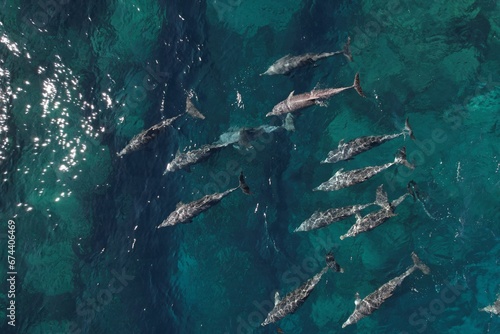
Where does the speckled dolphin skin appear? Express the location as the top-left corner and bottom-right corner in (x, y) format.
(481, 297), (500, 315)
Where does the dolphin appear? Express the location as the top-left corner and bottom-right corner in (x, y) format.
(266, 73), (365, 117)
(294, 185), (388, 232)
(322, 118), (415, 164)
(340, 184), (412, 240)
(480, 296), (500, 315)
(260, 37), (352, 76)
(186, 93), (206, 119)
(261, 253), (343, 326)
(163, 142), (230, 174)
(342, 252), (430, 328)
(313, 147), (414, 192)
(164, 115), (295, 174)
(158, 173), (250, 228)
(215, 114), (295, 149)
(117, 114), (183, 157)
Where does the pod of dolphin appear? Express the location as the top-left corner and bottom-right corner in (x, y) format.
(115, 36), (497, 329)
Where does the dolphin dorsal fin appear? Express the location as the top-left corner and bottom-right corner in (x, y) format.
(287, 91), (295, 102)
(354, 292), (361, 309)
(334, 168), (344, 176)
(355, 212), (362, 221)
(274, 292), (281, 306)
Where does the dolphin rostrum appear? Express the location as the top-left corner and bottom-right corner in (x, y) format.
(266, 73), (365, 117)
(480, 296), (500, 315)
(158, 173), (250, 228)
(313, 147), (414, 192)
(260, 37), (352, 76)
(294, 185), (388, 232)
(342, 252), (430, 328)
(163, 142), (230, 174)
(340, 184), (412, 240)
(117, 114), (182, 157)
(322, 118), (415, 164)
(261, 253), (343, 326)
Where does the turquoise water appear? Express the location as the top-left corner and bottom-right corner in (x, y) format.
(0, 0), (499, 333)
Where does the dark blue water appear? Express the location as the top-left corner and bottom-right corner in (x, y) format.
(0, 0), (499, 333)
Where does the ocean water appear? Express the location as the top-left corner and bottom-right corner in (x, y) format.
(0, 0), (499, 333)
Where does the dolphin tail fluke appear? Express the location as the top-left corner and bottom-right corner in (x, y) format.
(404, 117), (415, 140)
(407, 180), (418, 201)
(342, 36), (353, 62)
(283, 113), (295, 132)
(326, 252), (344, 273)
(239, 171), (251, 194)
(394, 147), (415, 169)
(411, 252), (430, 274)
(374, 184), (390, 209)
(353, 73), (365, 97)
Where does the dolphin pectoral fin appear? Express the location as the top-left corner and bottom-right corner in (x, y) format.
(287, 90), (295, 102)
(175, 202), (184, 209)
(315, 99), (328, 107)
(274, 291), (281, 306)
